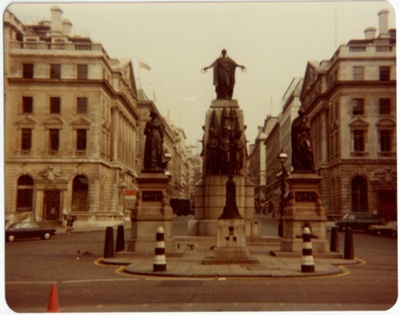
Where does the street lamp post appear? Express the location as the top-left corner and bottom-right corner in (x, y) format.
(278, 151), (288, 237)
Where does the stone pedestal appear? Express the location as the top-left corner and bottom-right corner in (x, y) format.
(127, 171), (174, 253)
(203, 219), (259, 264)
(280, 171), (329, 253)
(190, 99), (260, 238)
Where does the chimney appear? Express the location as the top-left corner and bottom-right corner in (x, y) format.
(378, 9), (390, 38)
(364, 27), (376, 40)
(50, 6), (63, 34)
(62, 19), (72, 36)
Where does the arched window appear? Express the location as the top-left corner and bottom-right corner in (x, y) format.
(71, 175), (89, 211)
(17, 175), (34, 212)
(351, 176), (368, 212)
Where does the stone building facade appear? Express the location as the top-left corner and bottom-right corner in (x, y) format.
(248, 116), (278, 214)
(300, 10), (396, 220)
(4, 7), (193, 229)
(253, 10), (396, 222)
(263, 117), (280, 217)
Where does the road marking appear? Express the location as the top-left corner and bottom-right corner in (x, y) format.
(6, 280), (55, 285)
(7, 278), (139, 285)
(63, 278), (138, 283)
(312, 257), (366, 279)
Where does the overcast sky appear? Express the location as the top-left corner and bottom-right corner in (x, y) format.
(5, 0), (397, 150)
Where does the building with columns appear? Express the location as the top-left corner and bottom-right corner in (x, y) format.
(4, 6), (193, 229)
(250, 9), (396, 222)
(299, 9), (396, 220)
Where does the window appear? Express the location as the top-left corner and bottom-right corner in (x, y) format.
(353, 130), (365, 152)
(380, 130), (392, 152)
(72, 175), (89, 211)
(352, 99), (364, 115)
(50, 64), (61, 79)
(49, 129), (60, 151)
(23, 64), (34, 78)
(22, 97), (33, 113)
(353, 66), (364, 80)
(77, 64), (88, 79)
(351, 176), (368, 212)
(17, 175), (34, 212)
(76, 129), (87, 151)
(379, 66), (390, 81)
(21, 128), (32, 150)
(50, 97), (61, 113)
(77, 97), (88, 114)
(379, 99), (391, 115)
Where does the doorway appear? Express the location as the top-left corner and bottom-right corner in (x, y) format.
(378, 191), (397, 222)
(43, 190), (61, 221)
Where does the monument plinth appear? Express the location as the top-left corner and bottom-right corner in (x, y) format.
(204, 218), (258, 264)
(204, 174), (259, 264)
(280, 171), (329, 253)
(127, 110), (174, 253)
(127, 171), (174, 252)
(190, 99), (260, 238)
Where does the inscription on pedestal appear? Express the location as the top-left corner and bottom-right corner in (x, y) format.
(142, 191), (163, 202)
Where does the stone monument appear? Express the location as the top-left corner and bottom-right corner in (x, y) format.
(280, 109), (329, 253)
(191, 50), (260, 238)
(127, 111), (174, 252)
(194, 50), (260, 263)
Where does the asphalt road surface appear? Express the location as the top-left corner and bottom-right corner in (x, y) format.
(4, 215), (398, 313)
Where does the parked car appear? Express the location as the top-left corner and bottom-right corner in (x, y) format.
(368, 221), (397, 237)
(335, 212), (382, 232)
(6, 222), (56, 242)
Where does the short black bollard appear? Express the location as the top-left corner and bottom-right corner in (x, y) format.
(330, 227), (340, 253)
(116, 225), (125, 253)
(103, 226), (114, 258)
(153, 226), (167, 272)
(344, 227), (354, 259)
(301, 227), (315, 272)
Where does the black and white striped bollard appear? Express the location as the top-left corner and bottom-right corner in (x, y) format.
(153, 226), (167, 272)
(301, 227), (315, 272)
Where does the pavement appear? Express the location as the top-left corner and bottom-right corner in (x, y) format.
(100, 235), (361, 278)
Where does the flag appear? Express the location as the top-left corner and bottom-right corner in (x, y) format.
(139, 61), (151, 71)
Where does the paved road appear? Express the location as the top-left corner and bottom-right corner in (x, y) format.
(4, 215), (398, 313)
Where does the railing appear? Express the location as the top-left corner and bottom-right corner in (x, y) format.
(11, 41), (98, 51)
(349, 46), (366, 53)
(9, 40), (113, 64)
(376, 46), (393, 52)
(72, 213), (125, 222)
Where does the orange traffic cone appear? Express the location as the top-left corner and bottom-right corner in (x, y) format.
(47, 283), (62, 312)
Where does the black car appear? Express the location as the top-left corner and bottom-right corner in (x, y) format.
(6, 222), (56, 242)
(335, 212), (382, 231)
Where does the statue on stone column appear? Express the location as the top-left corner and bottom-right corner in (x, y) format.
(202, 49), (246, 100)
(206, 111), (220, 175)
(233, 129), (245, 174)
(143, 111), (165, 171)
(218, 126), (231, 174)
(291, 109), (315, 172)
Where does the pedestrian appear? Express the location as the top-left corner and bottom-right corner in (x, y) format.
(66, 216), (75, 236)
